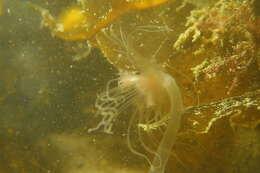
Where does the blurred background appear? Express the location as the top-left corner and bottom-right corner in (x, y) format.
(0, 0), (146, 173)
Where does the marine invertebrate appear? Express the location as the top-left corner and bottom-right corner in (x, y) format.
(89, 67), (184, 173)
(88, 25), (184, 172)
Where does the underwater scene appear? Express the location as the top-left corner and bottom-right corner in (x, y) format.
(0, 0), (259, 173)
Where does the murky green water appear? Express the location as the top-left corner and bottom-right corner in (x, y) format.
(0, 1), (146, 173)
(1, 1), (259, 173)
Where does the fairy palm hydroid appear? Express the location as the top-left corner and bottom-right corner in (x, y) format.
(88, 24), (184, 173)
